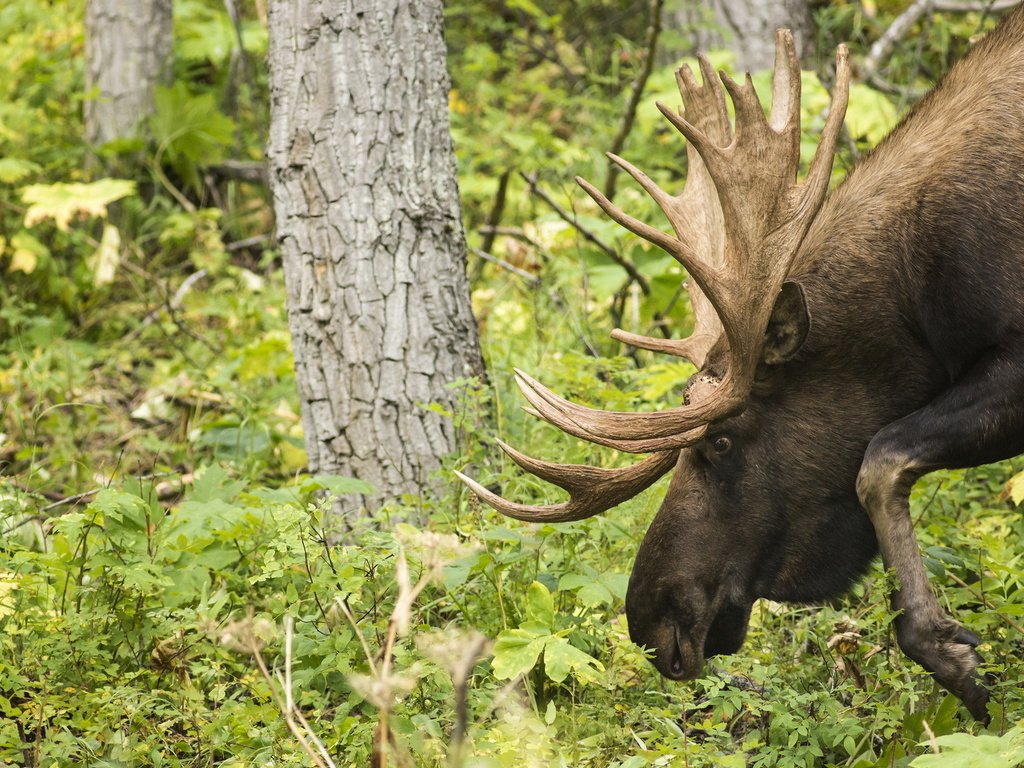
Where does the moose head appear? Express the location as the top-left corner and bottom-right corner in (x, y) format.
(460, 12), (1024, 722)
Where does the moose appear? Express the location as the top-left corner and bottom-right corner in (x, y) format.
(458, 7), (1024, 722)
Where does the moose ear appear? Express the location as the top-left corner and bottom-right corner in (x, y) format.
(762, 280), (810, 365)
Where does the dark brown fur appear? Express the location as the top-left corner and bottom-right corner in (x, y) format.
(626, 8), (1024, 721)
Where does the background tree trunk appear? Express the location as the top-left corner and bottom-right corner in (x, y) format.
(267, 1), (484, 517)
(665, 0), (813, 71)
(84, 0), (173, 145)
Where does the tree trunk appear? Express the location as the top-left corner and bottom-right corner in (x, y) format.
(666, 0), (813, 71)
(84, 0), (173, 145)
(267, 1), (484, 517)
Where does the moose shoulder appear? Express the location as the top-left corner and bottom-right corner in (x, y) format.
(458, 8), (1024, 722)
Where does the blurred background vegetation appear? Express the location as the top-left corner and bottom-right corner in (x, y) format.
(1, 0), (1024, 765)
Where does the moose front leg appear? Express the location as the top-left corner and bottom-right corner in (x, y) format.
(856, 348), (1024, 722)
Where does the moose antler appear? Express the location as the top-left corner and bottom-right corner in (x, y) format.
(459, 31), (850, 520)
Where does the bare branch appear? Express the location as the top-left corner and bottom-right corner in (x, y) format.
(520, 171), (650, 294)
(604, 0), (665, 200)
(469, 247), (540, 286)
(862, 0), (1019, 80)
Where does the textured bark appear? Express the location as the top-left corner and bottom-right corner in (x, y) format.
(667, 0), (813, 71)
(84, 0), (173, 145)
(267, 0), (484, 516)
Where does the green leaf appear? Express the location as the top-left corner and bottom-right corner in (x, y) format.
(911, 727), (1024, 768)
(6, 230), (49, 274)
(0, 157), (40, 183)
(188, 465), (246, 503)
(492, 624), (549, 680)
(846, 84), (900, 146)
(576, 581), (614, 607)
(302, 474), (376, 497)
(543, 637), (604, 685)
(1005, 471), (1024, 506)
(150, 83), (235, 190)
(525, 580), (554, 627)
(88, 489), (150, 531)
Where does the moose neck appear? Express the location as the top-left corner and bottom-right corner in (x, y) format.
(755, 14), (1024, 604)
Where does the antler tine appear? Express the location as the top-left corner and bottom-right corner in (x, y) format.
(800, 44), (850, 211)
(455, 446), (680, 523)
(609, 327), (717, 367)
(584, 54), (732, 367)
(505, 36), (851, 451)
(574, 175), (717, 292)
(515, 368), (717, 451)
(769, 29), (801, 133)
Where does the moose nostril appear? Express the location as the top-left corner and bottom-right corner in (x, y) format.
(666, 626), (687, 678)
(669, 652), (685, 678)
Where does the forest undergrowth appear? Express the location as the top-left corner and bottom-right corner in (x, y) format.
(2, 1), (1024, 766)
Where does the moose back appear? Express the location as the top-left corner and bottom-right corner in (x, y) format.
(458, 8), (1024, 722)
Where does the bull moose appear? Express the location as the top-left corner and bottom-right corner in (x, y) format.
(457, 7), (1024, 722)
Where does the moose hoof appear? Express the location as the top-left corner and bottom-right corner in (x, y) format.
(898, 618), (991, 723)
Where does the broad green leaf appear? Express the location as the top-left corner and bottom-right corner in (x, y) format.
(543, 637), (604, 684)
(576, 581), (614, 607)
(150, 83), (235, 190)
(88, 489), (150, 531)
(22, 179), (135, 231)
(846, 84), (900, 146)
(492, 623), (549, 680)
(911, 727), (1024, 768)
(525, 580), (554, 628)
(188, 465), (247, 503)
(638, 362), (697, 402)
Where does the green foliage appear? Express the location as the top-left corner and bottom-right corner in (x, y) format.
(3, 0), (1024, 764)
(911, 726), (1024, 768)
(150, 83), (236, 191)
(492, 581), (606, 684)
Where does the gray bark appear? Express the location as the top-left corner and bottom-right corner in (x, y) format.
(84, 0), (173, 145)
(267, 0), (484, 517)
(667, 0), (813, 71)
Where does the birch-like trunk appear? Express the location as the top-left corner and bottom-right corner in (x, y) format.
(667, 0), (813, 71)
(267, 1), (483, 517)
(84, 0), (173, 145)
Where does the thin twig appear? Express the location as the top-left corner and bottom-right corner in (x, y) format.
(207, 160), (269, 185)
(520, 171), (650, 294)
(281, 617), (336, 767)
(933, 0), (1018, 10)
(863, 0), (1017, 79)
(249, 633), (332, 768)
(478, 226), (541, 249)
(226, 233), (271, 252)
(604, 0), (664, 201)
(480, 170), (512, 255)
(470, 247), (540, 285)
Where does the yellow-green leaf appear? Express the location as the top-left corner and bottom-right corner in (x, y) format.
(22, 178), (136, 231)
(7, 230), (48, 274)
(1005, 471), (1024, 506)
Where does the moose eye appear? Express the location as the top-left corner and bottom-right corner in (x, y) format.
(712, 436), (732, 455)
